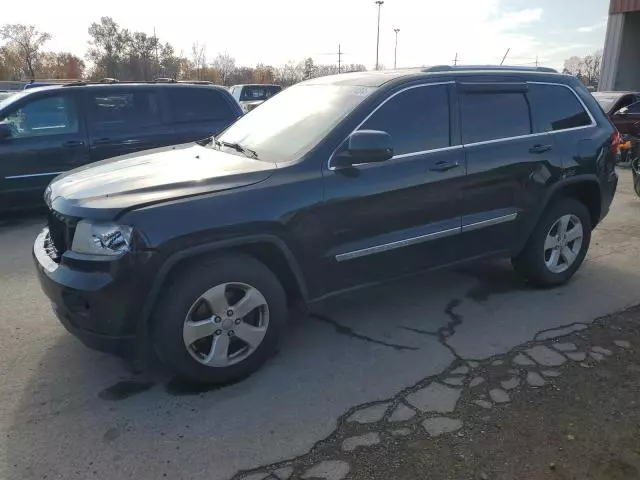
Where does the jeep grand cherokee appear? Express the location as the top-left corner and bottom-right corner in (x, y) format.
(33, 66), (619, 383)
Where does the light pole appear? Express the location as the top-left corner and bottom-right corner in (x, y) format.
(375, 1), (384, 70)
(394, 28), (400, 69)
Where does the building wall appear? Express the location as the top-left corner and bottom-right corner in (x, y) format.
(600, 13), (624, 91)
(611, 0), (640, 14)
(615, 12), (640, 90)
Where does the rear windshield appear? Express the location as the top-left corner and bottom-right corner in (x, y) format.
(239, 85), (282, 102)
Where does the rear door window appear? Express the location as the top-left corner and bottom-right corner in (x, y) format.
(461, 92), (531, 144)
(359, 84), (450, 155)
(167, 88), (235, 122)
(527, 84), (592, 132)
(87, 89), (162, 131)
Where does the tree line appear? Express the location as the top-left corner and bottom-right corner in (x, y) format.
(0, 18), (366, 86)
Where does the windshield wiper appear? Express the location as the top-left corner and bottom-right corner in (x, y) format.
(196, 136), (214, 147)
(214, 140), (259, 159)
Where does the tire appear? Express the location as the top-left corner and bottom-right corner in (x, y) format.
(512, 198), (592, 287)
(152, 254), (287, 383)
(632, 157), (640, 197)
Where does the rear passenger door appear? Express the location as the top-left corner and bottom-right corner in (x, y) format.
(457, 82), (557, 258)
(85, 87), (174, 161)
(527, 82), (595, 163)
(166, 87), (239, 144)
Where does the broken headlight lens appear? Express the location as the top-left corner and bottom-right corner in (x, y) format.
(71, 221), (134, 256)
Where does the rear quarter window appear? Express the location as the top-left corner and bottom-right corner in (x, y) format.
(528, 84), (592, 132)
(167, 88), (235, 123)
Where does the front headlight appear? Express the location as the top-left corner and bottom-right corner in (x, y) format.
(71, 221), (133, 256)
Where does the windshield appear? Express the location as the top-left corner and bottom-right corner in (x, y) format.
(217, 84), (376, 162)
(592, 93), (620, 112)
(239, 85), (282, 102)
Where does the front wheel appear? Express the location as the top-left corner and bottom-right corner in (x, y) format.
(512, 198), (592, 287)
(152, 255), (287, 383)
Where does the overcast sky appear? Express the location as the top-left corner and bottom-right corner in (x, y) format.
(2, 0), (609, 71)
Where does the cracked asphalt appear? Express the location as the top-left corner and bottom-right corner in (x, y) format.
(1, 169), (640, 480)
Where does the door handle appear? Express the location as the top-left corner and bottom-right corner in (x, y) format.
(529, 144), (553, 154)
(429, 160), (460, 172)
(62, 140), (85, 148)
(93, 137), (112, 145)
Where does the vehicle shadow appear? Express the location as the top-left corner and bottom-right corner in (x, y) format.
(4, 255), (640, 480)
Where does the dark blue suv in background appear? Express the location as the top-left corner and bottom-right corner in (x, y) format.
(0, 82), (242, 211)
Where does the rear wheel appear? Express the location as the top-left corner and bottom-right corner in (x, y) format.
(152, 255), (287, 383)
(512, 198), (591, 287)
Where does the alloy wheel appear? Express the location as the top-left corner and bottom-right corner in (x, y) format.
(543, 214), (584, 274)
(182, 282), (269, 367)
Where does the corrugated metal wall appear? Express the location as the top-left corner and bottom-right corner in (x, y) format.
(611, 0), (640, 14)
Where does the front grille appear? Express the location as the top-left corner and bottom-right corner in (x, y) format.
(47, 210), (77, 259)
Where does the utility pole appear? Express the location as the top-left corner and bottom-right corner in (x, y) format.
(375, 1), (384, 70)
(453, 52), (458, 66)
(535, 55), (539, 67)
(500, 48), (510, 66)
(393, 28), (400, 69)
(338, 44), (342, 73)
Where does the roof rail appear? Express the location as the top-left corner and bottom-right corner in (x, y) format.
(61, 79), (222, 88)
(423, 65), (558, 73)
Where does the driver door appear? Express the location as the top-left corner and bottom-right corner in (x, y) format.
(316, 83), (465, 295)
(0, 91), (88, 210)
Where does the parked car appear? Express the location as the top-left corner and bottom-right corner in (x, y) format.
(0, 81), (242, 210)
(593, 91), (640, 192)
(34, 66), (618, 383)
(229, 84), (282, 113)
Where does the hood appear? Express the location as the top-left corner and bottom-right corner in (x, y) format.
(48, 143), (276, 220)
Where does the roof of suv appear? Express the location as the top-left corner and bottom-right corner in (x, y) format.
(21, 82), (230, 94)
(304, 65), (565, 88)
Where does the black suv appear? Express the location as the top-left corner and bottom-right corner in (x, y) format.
(0, 82), (242, 210)
(33, 66), (618, 383)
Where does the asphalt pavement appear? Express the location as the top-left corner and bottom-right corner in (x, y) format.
(1, 169), (640, 480)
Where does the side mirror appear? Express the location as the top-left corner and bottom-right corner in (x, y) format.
(332, 130), (394, 169)
(614, 108), (628, 117)
(0, 123), (12, 141)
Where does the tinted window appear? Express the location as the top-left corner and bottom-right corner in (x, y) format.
(239, 85), (282, 102)
(168, 88), (234, 122)
(461, 92), (531, 144)
(0, 94), (79, 138)
(528, 84), (592, 132)
(360, 85), (450, 155)
(88, 90), (161, 131)
(626, 101), (640, 114)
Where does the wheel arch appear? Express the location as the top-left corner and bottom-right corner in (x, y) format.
(140, 235), (309, 329)
(516, 175), (602, 255)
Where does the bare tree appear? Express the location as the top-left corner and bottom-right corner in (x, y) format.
(583, 50), (603, 86)
(0, 24), (51, 79)
(563, 50), (603, 87)
(563, 56), (584, 78)
(191, 42), (206, 80)
(212, 52), (236, 85)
